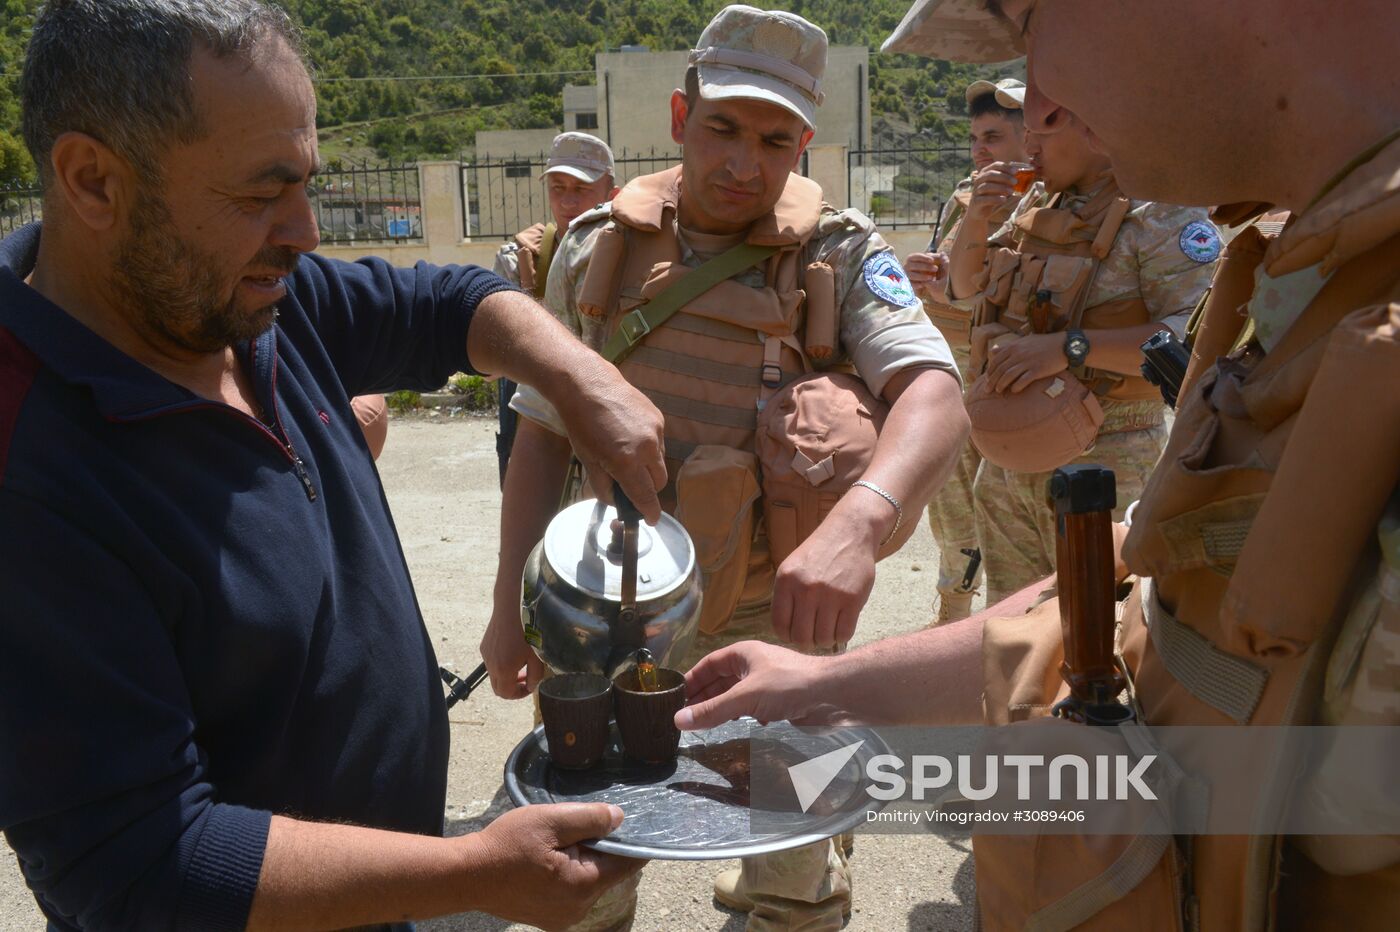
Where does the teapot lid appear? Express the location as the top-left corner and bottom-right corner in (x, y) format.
(542, 498), (695, 602)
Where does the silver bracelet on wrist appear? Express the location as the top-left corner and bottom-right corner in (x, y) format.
(851, 479), (903, 547)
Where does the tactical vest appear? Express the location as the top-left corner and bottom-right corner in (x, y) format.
(972, 176), (1159, 403)
(512, 222), (557, 299)
(973, 155), (1400, 930)
(578, 166), (872, 632)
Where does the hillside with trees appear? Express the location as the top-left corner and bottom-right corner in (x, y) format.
(0, 0), (1018, 183)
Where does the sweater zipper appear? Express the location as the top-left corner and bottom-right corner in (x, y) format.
(262, 338), (318, 502)
(212, 404), (319, 503)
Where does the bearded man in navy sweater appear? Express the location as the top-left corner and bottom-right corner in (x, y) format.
(0, 2), (667, 929)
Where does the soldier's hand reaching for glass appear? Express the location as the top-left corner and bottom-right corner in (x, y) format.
(674, 641), (850, 731)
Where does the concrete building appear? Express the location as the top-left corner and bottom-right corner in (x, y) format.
(467, 128), (563, 239)
(563, 84), (599, 133)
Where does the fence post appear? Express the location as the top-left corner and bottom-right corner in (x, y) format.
(804, 144), (849, 209)
(419, 161), (466, 259)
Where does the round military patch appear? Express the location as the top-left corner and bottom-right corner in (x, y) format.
(863, 252), (919, 307)
(1179, 221), (1223, 264)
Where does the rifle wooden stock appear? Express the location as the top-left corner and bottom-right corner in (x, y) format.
(1050, 465), (1133, 725)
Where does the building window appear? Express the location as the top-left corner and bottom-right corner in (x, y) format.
(575, 112), (599, 130)
(504, 161), (532, 178)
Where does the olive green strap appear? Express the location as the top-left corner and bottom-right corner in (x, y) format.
(533, 223), (557, 300)
(600, 241), (779, 364)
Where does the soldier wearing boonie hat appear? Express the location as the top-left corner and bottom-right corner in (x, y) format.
(484, 5), (969, 930)
(882, 1), (1400, 928)
(906, 74), (1028, 626)
(491, 132), (618, 486)
(881, 0), (1030, 62)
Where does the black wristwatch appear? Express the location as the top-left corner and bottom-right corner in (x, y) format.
(1064, 329), (1091, 368)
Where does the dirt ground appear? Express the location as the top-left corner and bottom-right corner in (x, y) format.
(1, 416), (977, 931)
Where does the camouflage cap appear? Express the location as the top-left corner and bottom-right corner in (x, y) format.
(689, 4), (827, 130)
(964, 76), (1025, 106)
(542, 132), (615, 183)
(881, 0), (1030, 63)
(993, 83), (1025, 109)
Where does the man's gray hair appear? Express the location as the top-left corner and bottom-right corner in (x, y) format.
(21, 0), (305, 187)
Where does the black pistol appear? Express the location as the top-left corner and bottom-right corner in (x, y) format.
(1140, 330), (1191, 408)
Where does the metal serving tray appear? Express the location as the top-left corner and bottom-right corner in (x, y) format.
(504, 717), (887, 860)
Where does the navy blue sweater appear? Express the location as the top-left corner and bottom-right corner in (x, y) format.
(0, 224), (514, 931)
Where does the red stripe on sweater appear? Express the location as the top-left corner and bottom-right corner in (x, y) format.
(0, 327), (40, 487)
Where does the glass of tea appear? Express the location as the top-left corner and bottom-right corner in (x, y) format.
(1012, 165), (1039, 195)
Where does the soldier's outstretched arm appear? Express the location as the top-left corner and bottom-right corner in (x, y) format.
(772, 366), (968, 648)
(679, 579), (1047, 731)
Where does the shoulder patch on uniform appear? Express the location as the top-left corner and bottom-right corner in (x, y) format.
(862, 252), (919, 307)
(1178, 220), (1222, 264)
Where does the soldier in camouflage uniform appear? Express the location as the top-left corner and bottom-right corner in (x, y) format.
(482, 6), (967, 930)
(946, 85), (1220, 602)
(905, 77), (1026, 623)
(491, 133), (617, 486)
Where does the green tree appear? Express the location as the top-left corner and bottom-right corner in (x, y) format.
(0, 130), (35, 187)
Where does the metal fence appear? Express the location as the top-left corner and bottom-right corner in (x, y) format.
(1, 186), (43, 239)
(309, 163), (422, 245)
(847, 146), (969, 231)
(463, 148), (811, 240)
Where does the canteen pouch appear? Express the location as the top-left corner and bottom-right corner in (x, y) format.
(674, 445), (761, 635)
(965, 371), (1105, 473)
(756, 372), (918, 566)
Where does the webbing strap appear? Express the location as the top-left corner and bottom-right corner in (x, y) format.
(629, 346), (768, 388)
(1024, 833), (1172, 932)
(533, 223), (556, 300)
(664, 311), (766, 345)
(644, 387), (758, 431)
(600, 241), (780, 364)
(1143, 577), (1268, 723)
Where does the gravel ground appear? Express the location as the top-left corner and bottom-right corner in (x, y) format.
(2, 416), (977, 931)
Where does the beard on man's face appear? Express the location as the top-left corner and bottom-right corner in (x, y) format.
(113, 188), (298, 355)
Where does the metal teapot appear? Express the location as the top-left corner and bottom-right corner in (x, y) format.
(521, 486), (701, 679)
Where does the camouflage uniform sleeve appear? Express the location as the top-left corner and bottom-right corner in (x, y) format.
(811, 208), (959, 398)
(1126, 202), (1222, 338)
(506, 216), (610, 437)
(492, 242), (522, 287)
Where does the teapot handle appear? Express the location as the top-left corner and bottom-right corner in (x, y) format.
(612, 480), (643, 524)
